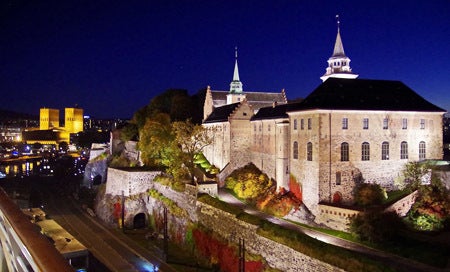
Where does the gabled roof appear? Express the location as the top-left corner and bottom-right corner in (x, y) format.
(209, 90), (287, 109)
(203, 102), (241, 123)
(252, 102), (302, 120)
(288, 78), (445, 112)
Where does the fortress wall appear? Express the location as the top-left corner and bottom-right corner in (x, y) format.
(197, 201), (344, 272)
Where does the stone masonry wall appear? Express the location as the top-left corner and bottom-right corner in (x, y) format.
(101, 169), (344, 271)
(197, 201), (344, 272)
(105, 168), (162, 197)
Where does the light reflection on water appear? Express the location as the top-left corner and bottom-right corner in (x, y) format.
(0, 160), (41, 177)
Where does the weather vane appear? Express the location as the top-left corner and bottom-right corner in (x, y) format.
(336, 14), (340, 31)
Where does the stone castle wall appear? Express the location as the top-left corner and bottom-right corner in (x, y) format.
(105, 168), (162, 197)
(100, 168), (344, 271)
(197, 201), (344, 272)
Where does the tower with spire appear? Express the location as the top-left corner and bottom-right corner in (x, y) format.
(229, 47), (243, 93)
(320, 15), (358, 82)
(227, 47), (246, 104)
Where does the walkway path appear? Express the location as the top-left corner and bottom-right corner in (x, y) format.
(218, 189), (448, 272)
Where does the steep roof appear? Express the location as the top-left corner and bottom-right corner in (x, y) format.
(252, 102), (302, 120)
(203, 102), (241, 123)
(209, 90), (287, 109)
(290, 78), (445, 112)
(332, 28), (346, 58)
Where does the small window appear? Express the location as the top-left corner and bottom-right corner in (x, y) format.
(307, 142), (313, 161)
(336, 172), (341, 185)
(259, 125), (262, 132)
(342, 118), (348, 129)
(402, 118), (408, 129)
(253, 124), (256, 132)
(381, 142), (389, 160)
(301, 119), (304, 130)
(419, 141), (426, 160)
(293, 141), (299, 159)
(420, 119), (425, 129)
(307, 118), (312, 130)
(383, 118), (389, 129)
(400, 141), (408, 159)
(341, 142), (349, 161)
(294, 119), (297, 130)
(243, 112), (247, 116)
(268, 124), (271, 131)
(361, 142), (370, 161)
(363, 118), (369, 129)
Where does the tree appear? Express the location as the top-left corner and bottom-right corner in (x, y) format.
(353, 183), (385, 207)
(138, 113), (174, 166)
(172, 119), (213, 182)
(120, 122), (138, 142)
(350, 210), (404, 243)
(407, 176), (450, 231)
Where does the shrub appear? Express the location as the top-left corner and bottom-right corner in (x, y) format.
(354, 183), (385, 207)
(350, 210), (404, 243)
(225, 163), (274, 203)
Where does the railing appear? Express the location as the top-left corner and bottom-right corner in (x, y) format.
(0, 188), (73, 272)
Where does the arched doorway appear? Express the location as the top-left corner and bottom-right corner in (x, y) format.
(133, 213), (146, 229)
(333, 191), (342, 204)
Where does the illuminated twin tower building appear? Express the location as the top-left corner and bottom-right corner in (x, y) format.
(23, 107), (84, 147)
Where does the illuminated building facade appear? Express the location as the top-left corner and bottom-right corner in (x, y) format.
(202, 19), (446, 226)
(39, 108), (60, 130)
(23, 107), (84, 147)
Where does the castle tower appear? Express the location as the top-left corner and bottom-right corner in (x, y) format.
(64, 107), (84, 134)
(40, 108), (60, 130)
(227, 47), (246, 104)
(320, 15), (358, 82)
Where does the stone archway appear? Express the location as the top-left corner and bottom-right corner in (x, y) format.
(92, 174), (102, 185)
(333, 191), (342, 204)
(133, 213), (146, 229)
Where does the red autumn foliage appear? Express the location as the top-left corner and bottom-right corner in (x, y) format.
(113, 202), (121, 219)
(289, 175), (302, 201)
(192, 228), (264, 272)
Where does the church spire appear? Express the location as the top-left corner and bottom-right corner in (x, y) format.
(320, 15), (358, 82)
(332, 15), (345, 57)
(230, 47), (243, 93)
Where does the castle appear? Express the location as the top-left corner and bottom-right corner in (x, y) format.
(202, 19), (445, 218)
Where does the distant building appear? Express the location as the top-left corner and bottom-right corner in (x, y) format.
(23, 107), (84, 147)
(202, 18), (446, 226)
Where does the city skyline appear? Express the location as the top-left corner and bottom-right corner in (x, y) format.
(1, 1), (449, 119)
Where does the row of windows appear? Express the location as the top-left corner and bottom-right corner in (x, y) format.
(341, 117), (429, 130)
(293, 118), (312, 130)
(292, 141), (426, 161)
(293, 117), (431, 131)
(293, 142), (312, 161)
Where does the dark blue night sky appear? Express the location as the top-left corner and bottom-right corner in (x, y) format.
(1, 0), (449, 119)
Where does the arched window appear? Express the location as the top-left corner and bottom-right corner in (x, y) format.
(400, 141), (408, 159)
(341, 142), (349, 161)
(419, 141), (426, 160)
(361, 142), (370, 161)
(381, 142), (389, 160)
(293, 141), (298, 159)
(307, 142), (313, 161)
(293, 119), (297, 130)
